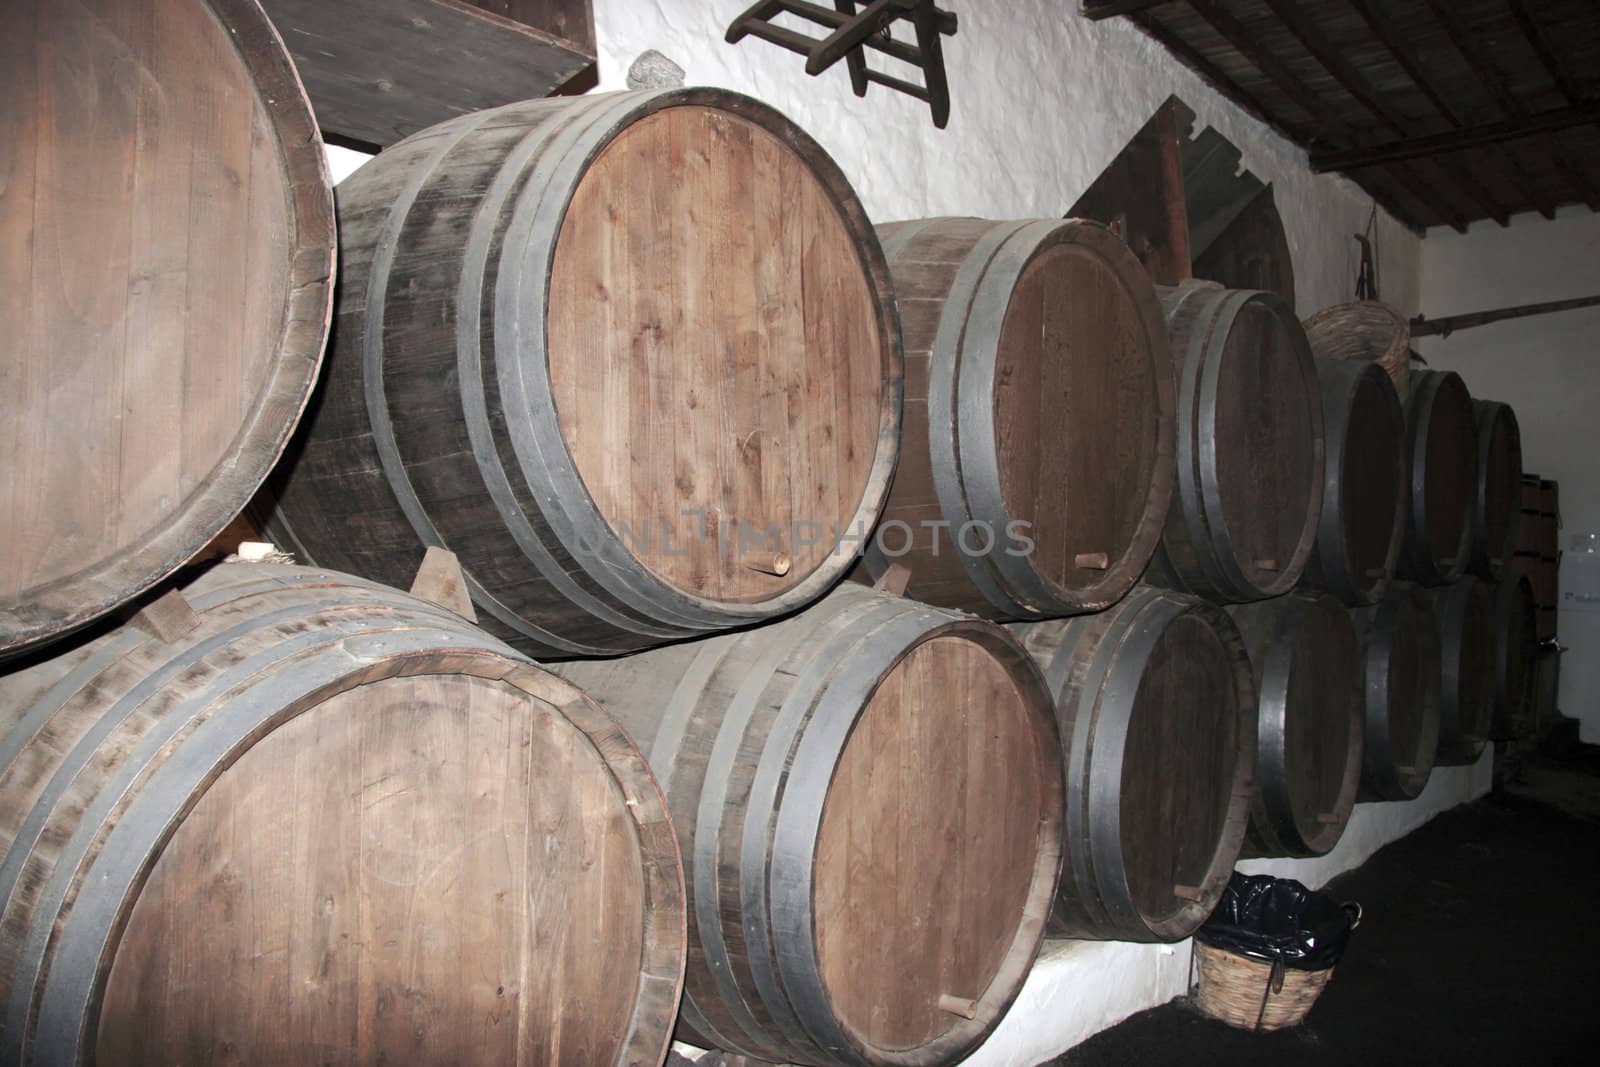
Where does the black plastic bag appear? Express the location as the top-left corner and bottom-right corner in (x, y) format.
(1195, 873), (1361, 971)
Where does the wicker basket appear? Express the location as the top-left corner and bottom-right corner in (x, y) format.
(1302, 300), (1411, 400)
(1192, 941), (1334, 1031)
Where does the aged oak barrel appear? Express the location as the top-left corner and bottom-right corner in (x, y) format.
(1489, 574), (1538, 738)
(1468, 400), (1524, 581)
(0, 563), (685, 1066)
(857, 218), (1175, 618)
(1013, 585), (1255, 942)
(264, 89), (902, 658)
(1398, 369), (1478, 586)
(0, 0), (335, 655)
(1147, 282), (1324, 602)
(1226, 594), (1363, 858)
(1424, 577), (1496, 765)
(1352, 582), (1442, 801)
(1300, 358), (1406, 606)
(558, 584), (1062, 1067)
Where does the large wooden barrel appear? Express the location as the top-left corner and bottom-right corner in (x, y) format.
(1013, 585), (1255, 942)
(1147, 282), (1324, 602)
(557, 585), (1061, 1067)
(264, 90), (902, 658)
(1226, 594), (1363, 858)
(1489, 574), (1538, 738)
(0, 0), (335, 655)
(1398, 369), (1478, 585)
(1300, 358), (1406, 606)
(1424, 577), (1496, 765)
(1352, 582), (1441, 801)
(1468, 400), (1523, 580)
(857, 218), (1175, 617)
(0, 563), (685, 1066)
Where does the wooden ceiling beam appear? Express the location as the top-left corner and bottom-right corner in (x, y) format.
(1505, 0), (1600, 212)
(1079, 1), (1176, 20)
(1261, 0), (1509, 227)
(1311, 102), (1600, 171)
(1348, 0), (1463, 126)
(1185, 0), (1327, 139)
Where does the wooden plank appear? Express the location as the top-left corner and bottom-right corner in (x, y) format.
(461, 0), (595, 52)
(1067, 100), (1191, 285)
(258, 0), (595, 147)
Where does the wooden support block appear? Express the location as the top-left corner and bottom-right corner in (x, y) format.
(133, 590), (201, 644)
(409, 546), (478, 622)
(872, 561), (913, 597)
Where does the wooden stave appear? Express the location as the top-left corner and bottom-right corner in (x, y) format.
(1489, 574), (1538, 738)
(0, 0), (336, 657)
(1424, 577), (1496, 765)
(1226, 594), (1363, 858)
(263, 89), (902, 659)
(1468, 400), (1524, 582)
(859, 217), (1176, 618)
(1397, 369), (1478, 586)
(1148, 282), (1326, 603)
(0, 563), (686, 1067)
(1299, 358), (1406, 606)
(1352, 582), (1442, 801)
(557, 584), (1064, 1067)
(1014, 585), (1257, 942)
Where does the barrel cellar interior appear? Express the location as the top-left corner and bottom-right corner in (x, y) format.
(3, 2), (1598, 1065)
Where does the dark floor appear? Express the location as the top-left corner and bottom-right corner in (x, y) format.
(1051, 744), (1600, 1066)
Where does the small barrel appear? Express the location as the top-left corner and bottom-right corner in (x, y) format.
(0, 0), (335, 655)
(1302, 300), (1411, 400)
(1424, 577), (1496, 764)
(0, 563), (685, 1066)
(1226, 594), (1363, 858)
(1352, 582), (1442, 801)
(1147, 282), (1325, 602)
(859, 218), (1176, 617)
(1489, 574), (1538, 738)
(1398, 369), (1478, 585)
(264, 89), (902, 658)
(558, 585), (1062, 1067)
(1468, 400), (1524, 580)
(1299, 358), (1406, 606)
(1013, 585), (1255, 942)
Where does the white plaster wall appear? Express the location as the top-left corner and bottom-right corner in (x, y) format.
(1418, 209), (1600, 741)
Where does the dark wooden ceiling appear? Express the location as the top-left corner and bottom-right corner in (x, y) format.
(1083, 1), (1600, 232)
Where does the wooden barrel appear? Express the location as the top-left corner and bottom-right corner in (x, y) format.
(1147, 282), (1324, 602)
(1489, 574), (1537, 739)
(1352, 582), (1441, 801)
(1397, 369), (1478, 585)
(0, 0), (335, 655)
(1424, 577), (1496, 765)
(0, 563), (685, 1066)
(557, 585), (1062, 1067)
(1226, 594), (1363, 858)
(1302, 300), (1411, 400)
(1300, 358), (1406, 606)
(263, 90), (902, 658)
(1013, 585), (1255, 942)
(1468, 400), (1523, 581)
(856, 218), (1175, 618)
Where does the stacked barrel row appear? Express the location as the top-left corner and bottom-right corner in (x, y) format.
(1, 6), (1545, 1063)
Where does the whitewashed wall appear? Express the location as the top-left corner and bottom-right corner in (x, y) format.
(1419, 208), (1600, 743)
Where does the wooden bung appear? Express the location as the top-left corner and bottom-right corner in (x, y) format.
(1299, 359), (1406, 606)
(262, 89), (901, 658)
(1013, 584), (1256, 942)
(1227, 594), (1364, 859)
(0, 564), (686, 1065)
(858, 217), (1176, 619)
(1397, 369), (1478, 586)
(0, 0), (335, 656)
(1145, 281), (1325, 603)
(558, 584), (1063, 1067)
(1352, 582), (1442, 801)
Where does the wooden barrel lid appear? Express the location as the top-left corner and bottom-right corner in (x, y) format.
(0, 0), (334, 653)
(1470, 400), (1523, 580)
(547, 103), (894, 603)
(1356, 583), (1440, 801)
(1402, 369), (1477, 584)
(1337, 362), (1406, 594)
(1428, 577), (1495, 764)
(1490, 574), (1537, 737)
(991, 222), (1175, 609)
(812, 633), (1050, 1056)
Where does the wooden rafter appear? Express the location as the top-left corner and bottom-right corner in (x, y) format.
(1506, 0), (1600, 211)
(1080, 0), (1175, 20)
(1311, 102), (1600, 172)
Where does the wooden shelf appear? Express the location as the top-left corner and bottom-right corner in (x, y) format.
(260, 0), (596, 149)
